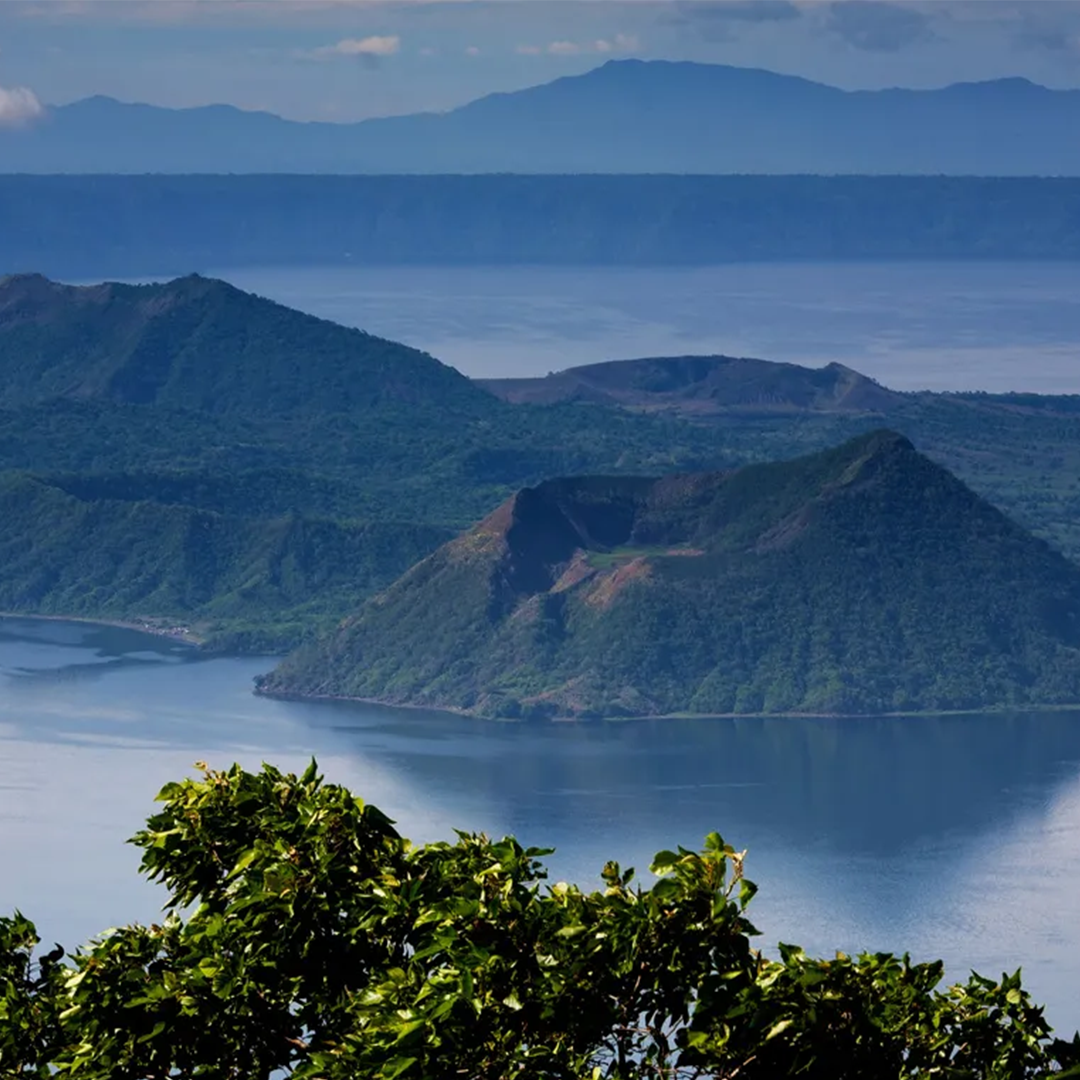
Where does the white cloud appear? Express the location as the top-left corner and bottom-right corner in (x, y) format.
(465, 45), (481, 56)
(312, 35), (400, 60)
(516, 34), (640, 58)
(0, 86), (45, 128)
(596, 32), (639, 53)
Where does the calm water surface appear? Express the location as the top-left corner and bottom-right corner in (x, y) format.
(3, 617), (1080, 1031)
(209, 262), (1080, 393)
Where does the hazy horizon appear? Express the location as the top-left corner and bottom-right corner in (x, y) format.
(7, 1), (1080, 124)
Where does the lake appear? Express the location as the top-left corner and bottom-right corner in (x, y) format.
(209, 262), (1080, 393)
(4, 615), (1080, 1032)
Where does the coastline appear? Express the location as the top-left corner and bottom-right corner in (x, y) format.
(253, 683), (1080, 723)
(0, 611), (206, 647)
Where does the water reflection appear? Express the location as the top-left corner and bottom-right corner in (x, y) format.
(2, 617), (1079, 1030)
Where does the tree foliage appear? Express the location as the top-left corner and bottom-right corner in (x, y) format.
(3, 761), (1079, 1078)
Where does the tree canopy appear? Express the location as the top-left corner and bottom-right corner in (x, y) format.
(2, 760), (1079, 1078)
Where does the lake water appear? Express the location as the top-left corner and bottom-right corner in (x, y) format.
(208, 262), (1080, 393)
(4, 616), (1080, 1032)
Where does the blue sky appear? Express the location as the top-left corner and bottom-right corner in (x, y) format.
(3, 1), (1080, 123)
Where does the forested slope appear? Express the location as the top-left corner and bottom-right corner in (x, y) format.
(263, 432), (1080, 717)
(5, 274), (1080, 655)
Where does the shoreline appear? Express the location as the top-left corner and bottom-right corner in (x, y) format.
(0, 611), (206, 647)
(15, 612), (1080, 724)
(254, 684), (1080, 723)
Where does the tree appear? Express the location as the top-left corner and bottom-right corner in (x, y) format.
(3, 760), (1079, 1078)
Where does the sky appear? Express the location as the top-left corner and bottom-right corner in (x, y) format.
(4, 0), (1080, 124)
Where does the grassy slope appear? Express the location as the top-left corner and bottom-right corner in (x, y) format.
(0, 473), (452, 651)
(263, 432), (1080, 717)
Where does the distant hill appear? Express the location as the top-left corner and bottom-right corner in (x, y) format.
(5, 61), (1080, 174)
(0, 472), (452, 651)
(479, 356), (902, 414)
(260, 431), (1080, 718)
(7, 176), (1080, 279)
(0, 273), (484, 419)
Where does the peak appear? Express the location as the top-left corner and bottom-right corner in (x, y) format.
(168, 272), (226, 291)
(65, 95), (127, 110)
(851, 429), (914, 454)
(0, 272), (232, 311)
(0, 273), (64, 304)
(943, 76), (1047, 94)
(0, 272), (54, 288)
(837, 429), (915, 468)
(135, 274), (240, 302)
(584, 58), (824, 85)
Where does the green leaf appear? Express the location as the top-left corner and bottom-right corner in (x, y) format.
(766, 1019), (794, 1041)
(381, 1056), (418, 1080)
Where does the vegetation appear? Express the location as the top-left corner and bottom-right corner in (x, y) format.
(3, 760), (1078, 1078)
(486, 356), (1080, 568)
(0, 273), (485, 419)
(8, 273), (1080, 654)
(263, 432), (1080, 717)
(0, 472), (452, 651)
(0, 274), (734, 645)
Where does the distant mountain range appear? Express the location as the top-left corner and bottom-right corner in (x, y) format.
(4, 60), (1080, 174)
(261, 431), (1080, 718)
(9, 176), (1080, 279)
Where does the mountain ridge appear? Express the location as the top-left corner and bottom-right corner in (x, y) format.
(261, 431), (1080, 718)
(7, 60), (1080, 174)
(479, 356), (903, 414)
(0, 272), (487, 418)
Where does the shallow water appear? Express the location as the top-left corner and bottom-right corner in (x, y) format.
(208, 261), (1080, 392)
(3, 616), (1080, 1031)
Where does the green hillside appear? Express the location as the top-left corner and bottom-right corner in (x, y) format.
(0, 473), (451, 650)
(7, 272), (1080, 652)
(0, 273), (743, 642)
(480, 355), (1080, 565)
(0, 272), (740, 502)
(261, 431), (1080, 717)
(0, 273), (486, 418)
